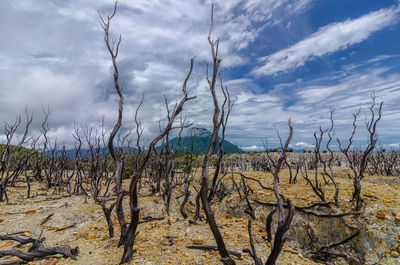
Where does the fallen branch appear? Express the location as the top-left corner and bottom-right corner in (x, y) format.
(364, 194), (378, 200)
(4, 231), (30, 236)
(41, 223), (76, 232)
(40, 213), (54, 225)
(54, 223), (76, 232)
(138, 216), (165, 224)
(0, 246), (79, 262)
(33, 194), (72, 203)
(0, 235), (79, 262)
(0, 235), (44, 251)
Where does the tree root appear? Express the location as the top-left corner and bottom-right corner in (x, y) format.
(254, 199), (361, 218)
(310, 231), (359, 263)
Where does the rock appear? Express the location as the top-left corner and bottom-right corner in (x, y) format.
(192, 238), (204, 245)
(376, 211), (386, 219)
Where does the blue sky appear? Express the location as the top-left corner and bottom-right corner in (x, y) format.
(0, 0), (399, 151)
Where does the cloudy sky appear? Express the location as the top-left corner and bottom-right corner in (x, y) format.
(1, 0), (400, 151)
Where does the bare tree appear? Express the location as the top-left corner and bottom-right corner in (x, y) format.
(99, 4), (196, 263)
(82, 123), (115, 238)
(245, 119), (295, 265)
(208, 76), (234, 202)
(368, 147), (399, 176)
(318, 108), (339, 207)
(158, 114), (190, 215)
(119, 60), (195, 263)
(179, 145), (197, 219)
(265, 119), (295, 264)
(70, 124), (89, 196)
(338, 93), (383, 210)
(197, 4), (236, 265)
(99, 1), (127, 242)
(0, 109), (40, 203)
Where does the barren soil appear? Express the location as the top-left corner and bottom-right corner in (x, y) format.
(0, 169), (399, 265)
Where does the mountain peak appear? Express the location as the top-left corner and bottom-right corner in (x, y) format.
(156, 126), (241, 154)
(182, 127), (212, 137)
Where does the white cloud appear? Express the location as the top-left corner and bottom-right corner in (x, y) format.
(2, 1), (400, 150)
(253, 4), (400, 75)
(241, 145), (263, 151)
(0, 0), (312, 148)
(223, 55), (400, 148)
(292, 141), (313, 149)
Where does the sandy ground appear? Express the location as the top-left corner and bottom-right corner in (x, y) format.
(0, 169), (399, 265)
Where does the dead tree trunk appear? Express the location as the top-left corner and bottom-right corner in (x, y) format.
(99, 2), (128, 244)
(0, 109), (40, 203)
(198, 5), (235, 265)
(319, 108), (339, 207)
(266, 119), (295, 265)
(245, 120), (295, 265)
(119, 61), (195, 263)
(338, 93), (382, 210)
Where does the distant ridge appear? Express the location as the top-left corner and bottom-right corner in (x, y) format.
(156, 127), (242, 154)
(44, 146), (138, 159)
(42, 127), (241, 157)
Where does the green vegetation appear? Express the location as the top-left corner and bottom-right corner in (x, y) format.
(157, 135), (242, 154)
